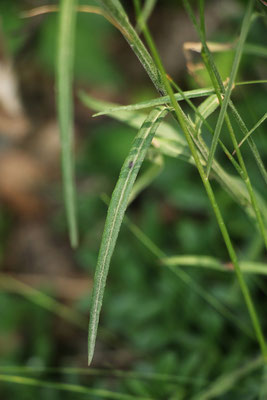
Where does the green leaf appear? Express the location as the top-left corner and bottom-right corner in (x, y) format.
(161, 255), (267, 276)
(56, 0), (78, 247)
(0, 374), (151, 400)
(79, 91), (185, 143)
(80, 91), (267, 228)
(88, 106), (168, 365)
(234, 112), (267, 154)
(93, 87), (215, 116)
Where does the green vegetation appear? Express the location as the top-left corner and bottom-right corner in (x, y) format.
(0, 0), (267, 399)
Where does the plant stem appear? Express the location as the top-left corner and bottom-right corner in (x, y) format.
(135, 0), (267, 361)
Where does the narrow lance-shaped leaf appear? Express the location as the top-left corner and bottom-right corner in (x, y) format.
(88, 106), (168, 365)
(93, 87), (215, 115)
(56, 0), (78, 247)
(79, 91), (186, 143)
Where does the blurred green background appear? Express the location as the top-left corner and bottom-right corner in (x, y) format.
(0, 0), (267, 399)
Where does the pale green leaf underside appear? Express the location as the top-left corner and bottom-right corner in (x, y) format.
(88, 106), (168, 365)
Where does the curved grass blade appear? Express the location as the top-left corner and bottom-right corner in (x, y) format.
(56, 0), (78, 248)
(88, 106), (168, 365)
(0, 374), (151, 400)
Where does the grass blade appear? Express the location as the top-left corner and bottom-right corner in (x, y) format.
(56, 0), (78, 247)
(96, 0), (165, 94)
(183, 0), (267, 250)
(79, 91), (185, 143)
(0, 273), (87, 329)
(229, 104), (267, 185)
(90, 81), (266, 116)
(135, 0), (157, 34)
(0, 365), (207, 385)
(161, 255), (267, 276)
(0, 374), (151, 400)
(206, 0), (254, 176)
(93, 87), (215, 115)
(138, 0), (267, 360)
(80, 91), (267, 228)
(101, 193), (253, 338)
(233, 112), (267, 154)
(193, 356), (263, 400)
(88, 106), (168, 365)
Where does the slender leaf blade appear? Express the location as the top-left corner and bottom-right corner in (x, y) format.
(88, 106), (168, 365)
(93, 87), (215, 115)
(79, 91), (267, 228)
(0, 374), (150, 400)
(234, 112), (267, 153)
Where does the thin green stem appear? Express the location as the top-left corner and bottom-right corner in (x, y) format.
(225, 118), (267, 249)
(183, 0), (267, 249)
(101, 194), (252, 337)
(56, 0), (78, 247)
(167, 77), (243, 176)
(183, 0), (267, 187)
(137, 0), (267, 360)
